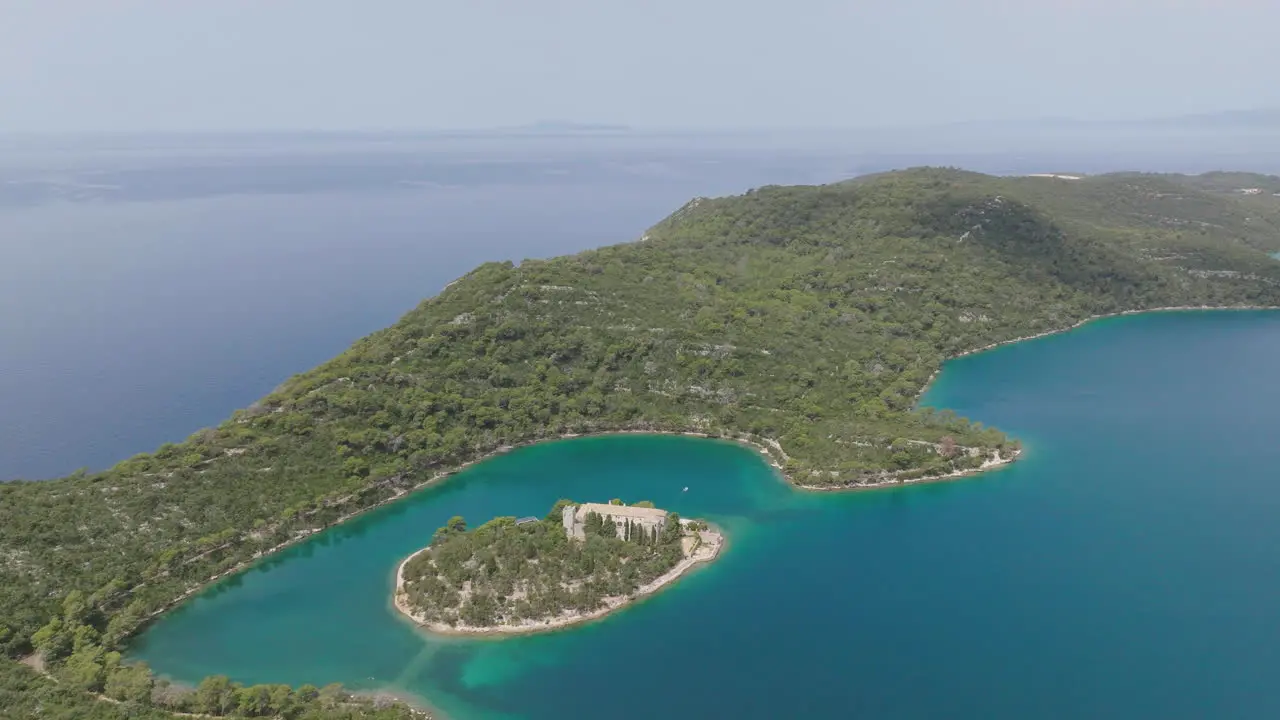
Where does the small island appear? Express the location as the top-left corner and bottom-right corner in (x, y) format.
(394, 499), (723, 634)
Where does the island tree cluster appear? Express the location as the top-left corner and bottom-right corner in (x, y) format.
(2, 169), (1280, 717)
(399, 501), (693, 628)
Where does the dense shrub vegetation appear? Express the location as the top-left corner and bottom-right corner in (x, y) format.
(2, 169), (1279, 717)
(0, 648), (422, 719)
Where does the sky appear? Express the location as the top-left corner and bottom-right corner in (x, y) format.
(1, 0), (1277, 133)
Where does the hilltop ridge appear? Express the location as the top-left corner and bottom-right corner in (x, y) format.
(2, 167), (1280, 718)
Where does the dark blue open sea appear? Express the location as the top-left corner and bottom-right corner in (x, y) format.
(0, 137), (837, 479)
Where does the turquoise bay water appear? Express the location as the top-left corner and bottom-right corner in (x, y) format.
(132, 310), (1280, 719)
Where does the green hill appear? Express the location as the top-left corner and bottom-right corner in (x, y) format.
(3, 168), (1280, 717)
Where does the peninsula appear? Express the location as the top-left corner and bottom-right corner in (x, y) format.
(394, 501), (723, 633)
(4, 168), (1280, 718)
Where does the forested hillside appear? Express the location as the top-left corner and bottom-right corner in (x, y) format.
(2, 168), (1279, 718)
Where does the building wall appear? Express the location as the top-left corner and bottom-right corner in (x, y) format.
(562, 505), (583, 540)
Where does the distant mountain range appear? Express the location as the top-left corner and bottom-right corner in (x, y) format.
(484, 109), (1280, 134)
(937, 108), (1280, 132)
(502, 120), (632, 133)
(1140, 108), (1280, 129)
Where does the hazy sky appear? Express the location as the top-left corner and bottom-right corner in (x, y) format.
(2, 0), (1276, 132)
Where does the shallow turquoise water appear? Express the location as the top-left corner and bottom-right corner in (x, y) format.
(132, 310), (1280, 719)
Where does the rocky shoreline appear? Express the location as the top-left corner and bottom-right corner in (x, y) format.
(795, 448), (1022, 492)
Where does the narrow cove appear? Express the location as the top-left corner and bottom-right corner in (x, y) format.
(130, 310), (1280, 719)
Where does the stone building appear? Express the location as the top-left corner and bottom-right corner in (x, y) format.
(562, 502), (668, 541)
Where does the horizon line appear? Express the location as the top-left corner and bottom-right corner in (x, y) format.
(3, 107), (1279, 139)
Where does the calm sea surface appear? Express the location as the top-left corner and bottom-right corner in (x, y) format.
(1, 144), (842, 480)
(131, 310), (1280, 719)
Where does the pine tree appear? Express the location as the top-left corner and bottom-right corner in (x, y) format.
(662, 513), (682, 545)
